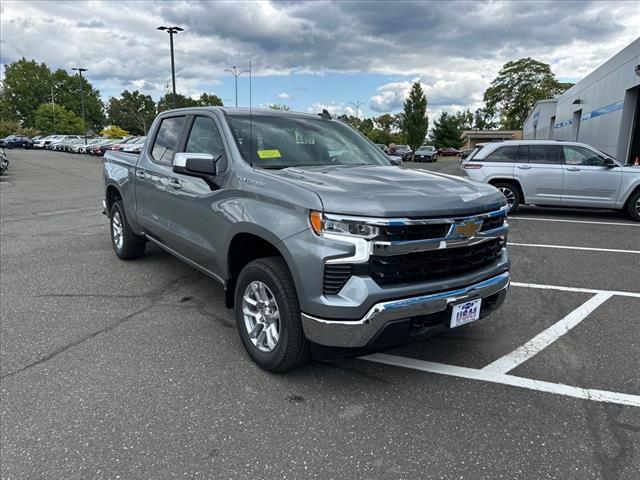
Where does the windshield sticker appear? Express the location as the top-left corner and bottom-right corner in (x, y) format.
(295, 129), (315, 145)
(257, 149), (281, 159)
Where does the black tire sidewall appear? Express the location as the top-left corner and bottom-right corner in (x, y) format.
(234, 259), (303, 372)
(495, 183), (520, 212)
(628, 191), (640, 221)
(110, 200), (144, 259)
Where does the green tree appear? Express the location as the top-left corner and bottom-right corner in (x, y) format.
(52, 69), (105, 132)
(429, 112), (463, 149)
(401, 82), (428, 150)
(367, 113), (405, 145)
(454, 109), (474, 130)
(267, 103), (290, 111)
(107, 90), (156, 135)
(2, 58), (52, 127)
(34, 103), (83, 134)
(197, 93), (223, 106)
(483, 58), (572, 129)
(472, 108), (498, 130)
(100, 125), (130, 138)
(157, 93), (199, 112)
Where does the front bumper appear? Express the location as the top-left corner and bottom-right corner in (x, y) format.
(301, 271), (509, 348)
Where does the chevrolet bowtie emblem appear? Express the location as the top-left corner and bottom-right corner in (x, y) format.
(454, 220), (482, 238)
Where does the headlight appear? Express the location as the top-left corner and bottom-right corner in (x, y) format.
(309, 211), (379, 239)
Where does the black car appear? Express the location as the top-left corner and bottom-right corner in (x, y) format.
(0, 135), (33, 149)
(395, 144), (413, 160)
(413, 145), (436, 162)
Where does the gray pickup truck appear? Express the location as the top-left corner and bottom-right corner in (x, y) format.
(103, 107), (510, 372)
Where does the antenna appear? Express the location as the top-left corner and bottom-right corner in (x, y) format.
(249, 60), (253, 168)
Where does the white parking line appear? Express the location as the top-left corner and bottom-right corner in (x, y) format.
(509, 242), (640, 254)
(482, 292), (613, 375)
(509, 216), (639, 227)
(510, 281), (640, 298)
(363, 353), (640, 408)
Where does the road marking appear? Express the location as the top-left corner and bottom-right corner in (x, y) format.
(509, 216), (639, 227)
(510, 281), (640, 298)
(363, 353), (640, 408)
(482, 292), (613, 375)
(509, 242), (640, 254)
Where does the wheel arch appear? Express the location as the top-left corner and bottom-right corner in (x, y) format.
(488, 178), (525, 204)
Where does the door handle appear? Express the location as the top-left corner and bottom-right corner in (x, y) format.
(135, 170), (146, 179)
(516, 165), (531, 170)
(168, 179), (182, 189)
(566, 167), (580, 172)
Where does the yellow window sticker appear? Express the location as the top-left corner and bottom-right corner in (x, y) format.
(257, 149), (281, 159)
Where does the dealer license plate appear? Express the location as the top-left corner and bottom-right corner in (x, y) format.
(450, 298), (482, 328)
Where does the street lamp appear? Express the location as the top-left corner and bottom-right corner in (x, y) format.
(157, 25), (184, 109)
(71, 67), (88, 144)
(349, 100), (363, 119)
(224, 66), (248, 108)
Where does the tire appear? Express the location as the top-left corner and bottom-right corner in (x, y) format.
(110, 200), (146, 260)
(494, 182), (521, 213)
(234, 257), (310, 372)
(627, 190), (640, 221)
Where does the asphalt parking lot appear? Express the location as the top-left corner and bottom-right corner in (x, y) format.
(1, 150), (639, 479)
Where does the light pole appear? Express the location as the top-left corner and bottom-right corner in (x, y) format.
(51, 85), (56, 131)
(350, 100), (363, 119)
(224, 66), (248, 108)
(157, 26), (184, 109)
(71, 67), (87, 144)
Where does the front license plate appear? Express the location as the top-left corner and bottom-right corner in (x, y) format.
(450, 298), (482, 328)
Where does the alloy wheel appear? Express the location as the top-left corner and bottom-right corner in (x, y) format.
(112, 211), (124, 251)
(242, 281), (280, 353)
(499, 187), (516, 209)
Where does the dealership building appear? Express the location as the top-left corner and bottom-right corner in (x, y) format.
(523, 38), (640, 165)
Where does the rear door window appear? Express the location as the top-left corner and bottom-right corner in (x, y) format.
(525, 145), (562, 164)
(483, 145), (519, 162)
(151, 116), (186, 164)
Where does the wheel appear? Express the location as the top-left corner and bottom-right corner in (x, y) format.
(110, 200), (146, 259)
(494, 182), (521, 212)
(235, 257), (310, 372)
(627, 190), (640, 221)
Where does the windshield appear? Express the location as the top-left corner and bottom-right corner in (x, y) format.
(226, 114), (391, 169)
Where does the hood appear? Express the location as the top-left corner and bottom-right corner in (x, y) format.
(268, 165), (506, 217)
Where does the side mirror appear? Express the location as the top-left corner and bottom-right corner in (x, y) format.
(173, 152), (219, 176)
(388, 155), (402, 166)
(604, 157), (617, 168)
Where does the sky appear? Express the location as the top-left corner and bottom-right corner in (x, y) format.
(2, 0), (639, 120)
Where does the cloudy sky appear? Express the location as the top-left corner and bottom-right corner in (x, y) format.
(2, 1), (639, 119)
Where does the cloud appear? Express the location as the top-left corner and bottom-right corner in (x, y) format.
(307, 102), (356, 117)
(276, 92), (291, 99)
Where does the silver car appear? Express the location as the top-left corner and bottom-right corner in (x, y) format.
(462, 140), (640, 220)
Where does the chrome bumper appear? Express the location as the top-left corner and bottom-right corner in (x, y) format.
(301, 272), (510, 348)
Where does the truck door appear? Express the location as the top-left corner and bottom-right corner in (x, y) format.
(134, 114), (187, 248)
(163, 114), (230, 277)
(560, 145), (622, 207)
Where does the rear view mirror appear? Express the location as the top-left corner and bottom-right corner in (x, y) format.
(173, 152), (219, 176)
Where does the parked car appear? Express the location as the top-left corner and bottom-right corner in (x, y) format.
(108, 136), (142, 152)
(0, 135), (33, 149)
(92, 138), (121, 156)
(103, 107), (510, 372)
(413, 145), (436, 162)
(122, 136), (147, 154)
(33, 135), (60, 149)
(462, 140), (640, 220)
(394, 144), (413, 161)
(375, 143), (389, 154)
(73, 138), (101, 153)
(437, 147), (460, 156)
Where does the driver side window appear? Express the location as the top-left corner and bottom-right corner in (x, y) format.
(185, 116), (227, 172)
(563, 146), (605, 166)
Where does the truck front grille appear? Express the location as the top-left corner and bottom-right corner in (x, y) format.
(323, 264), (353, 295)
(380, 224), (449, 242)
(370, 238), (503, 286)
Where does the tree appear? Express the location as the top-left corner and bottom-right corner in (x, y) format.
(157, 93), (199, 112)
(453, 109), (474, 130)
(2, 59), (52, 127)
(268, 103), (290, 111)
(197, 93), (223, 106)
(429, 112), (463, 149)
(472, 108), (498, 130)
(367, 113), (405, 145)
(100, 125), (130, 138)
(483, 58), (572, 129)
(34, 103), (83, 134)
(107, 90), (156, 135)
(402, 82), (428, 150)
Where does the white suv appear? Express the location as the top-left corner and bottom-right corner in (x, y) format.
(461, 140), (640, 220)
